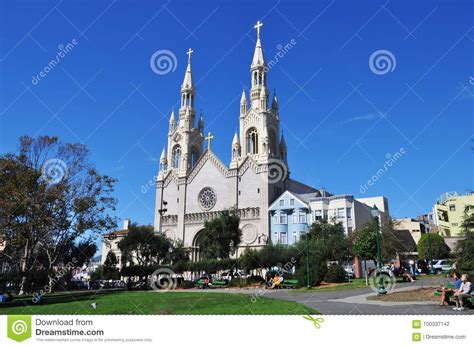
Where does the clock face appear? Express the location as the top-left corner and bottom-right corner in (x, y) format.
(174, 133), (182, 142)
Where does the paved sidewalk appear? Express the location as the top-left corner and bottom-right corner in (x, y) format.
(185, 277), (474, 315)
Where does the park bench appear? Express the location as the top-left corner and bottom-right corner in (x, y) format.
(277, 279), (299, 289)
(194, 279), (228, 288)
(434, 283), (454, 298)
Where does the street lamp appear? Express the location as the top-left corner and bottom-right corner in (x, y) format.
(305, 232), (311, 289)
(427, 232), (435, 275)
(371, 205), (386, 295)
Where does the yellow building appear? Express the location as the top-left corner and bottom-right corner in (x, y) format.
(434, 191), (474, 237)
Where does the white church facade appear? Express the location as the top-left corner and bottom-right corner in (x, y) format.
(153, 22), (320, 260)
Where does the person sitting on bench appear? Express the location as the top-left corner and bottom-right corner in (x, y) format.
(270, 274), (284, 289)
(438, 271), (461, 306)
(453, 274), (472, 311)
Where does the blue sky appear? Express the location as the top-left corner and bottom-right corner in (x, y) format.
(1, 0), (473, 235)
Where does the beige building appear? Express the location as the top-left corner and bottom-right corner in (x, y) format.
(393, 218), (425, 244)
(101, 219), (131, 267)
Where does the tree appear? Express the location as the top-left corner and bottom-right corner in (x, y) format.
(103, 251), (120, 280)
(417, 233), (450, 260)
(350, 218), (407, 268)
(350, 221), (377, 263)
(0, 136), (117, 294)
(304, 220), (350, 262)
(455, 205), (474, 272)
(294, 221), (351, 287)
(118, 224), (171, 266)
(198, 210), (242, 259)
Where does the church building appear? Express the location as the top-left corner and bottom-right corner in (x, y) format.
(154, 22), (320, 260)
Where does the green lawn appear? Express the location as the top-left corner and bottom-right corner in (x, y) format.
(0, 290), (315, 315)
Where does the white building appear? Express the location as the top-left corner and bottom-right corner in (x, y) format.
(153, 22), (320, 259)
(269, 190), (389, 245)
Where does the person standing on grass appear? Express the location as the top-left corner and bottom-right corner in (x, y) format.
(439, 271), (461, 306)
(452, 274), (472, 311)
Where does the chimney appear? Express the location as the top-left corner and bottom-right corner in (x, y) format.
(123, 219), (131, 230)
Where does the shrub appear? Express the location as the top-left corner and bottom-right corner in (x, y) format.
(324, 264), (346, 283)
(295, 258), (327, 287)
(247, 275), (265, 285)
(229, 278), (247, 287)
(177, 280), (195, 289)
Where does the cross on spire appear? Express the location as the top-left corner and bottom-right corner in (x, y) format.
(254, 20), (263, 37)
(186, 48), (193, 64)
(205, 132), (214, 150)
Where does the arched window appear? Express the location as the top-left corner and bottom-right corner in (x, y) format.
(172, 145), (181, 169)
(190, 148), (198, 168)
(246, 128), (258, 155)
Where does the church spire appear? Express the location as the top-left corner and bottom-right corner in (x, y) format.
(182, 48), (194, 90)
(198, 110), (204, 133)
(280, 132), (287, 162)
(159, 146), (168, 174)
(251, 21), (266, 68)
(180, 48), (195, 120)
(271, 89), (278, 112)
(250, 21), (267, 108)
(240, 89), (248, 115)
(231, 131), (241, 165)
(169, 110), (176, 133)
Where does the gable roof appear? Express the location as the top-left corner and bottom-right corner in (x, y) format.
(269, 190), (310, 210)
(187, 149), (229, 183)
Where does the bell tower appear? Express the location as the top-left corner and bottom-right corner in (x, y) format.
(167, 48), (204, 177)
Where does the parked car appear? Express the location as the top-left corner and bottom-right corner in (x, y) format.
(220, 270), (249, 281)
(432, 259), (450, 274)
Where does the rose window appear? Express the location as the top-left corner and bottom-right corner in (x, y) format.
(198, 187), (217, 210)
